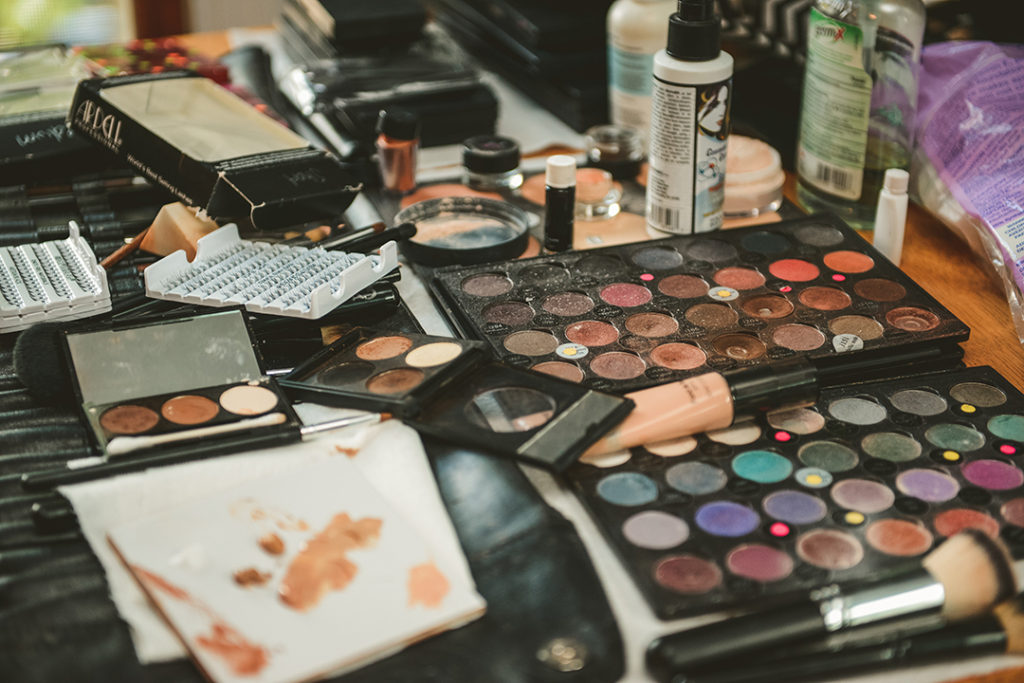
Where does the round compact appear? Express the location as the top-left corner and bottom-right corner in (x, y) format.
(724, 135), (785, 217)
(395, 197), (531, 266)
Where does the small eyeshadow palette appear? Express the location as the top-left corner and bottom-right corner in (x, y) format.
(565, 365), (1024, 620)
(0, 222), (110, 334)
(62, 309), (300, 457)
(144, 224), (399, 319)
(429, 214), (970, 393)
(280, 328), (489, 417)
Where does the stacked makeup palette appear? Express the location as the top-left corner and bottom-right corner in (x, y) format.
(430, 215), (969, 392)
(566, 365), (1024, 619)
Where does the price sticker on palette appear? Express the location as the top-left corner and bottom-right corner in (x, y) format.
(556, 343), (590, 360)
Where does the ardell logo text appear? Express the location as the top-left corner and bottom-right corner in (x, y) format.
(75, 100), (124, 149)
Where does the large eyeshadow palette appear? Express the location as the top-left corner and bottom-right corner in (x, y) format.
(565, 365), (1024, 620)
(63, 309), (300, 456)
(430, 215), (970, 393)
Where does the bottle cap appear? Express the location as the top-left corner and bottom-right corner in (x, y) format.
(666, 0), (720, 62)
(883, 168), (910, 194)
(463, 135), (521, 174)
(546, 155), (577, 188)
(376, 108), (419, 140)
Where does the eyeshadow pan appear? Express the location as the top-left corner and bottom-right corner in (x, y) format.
(161, 394), (219, 425)
(886, 307), (940, 332)
(219, 385), (278, 415)
(794, 224), (844, 247)
(356, 335), (413, 360)
(828, 397), (886, 425)
(895, 468), (960, 502)
(575, 254), (626, 276)
(405, 342), (463, 368)
(649, 343), (706, 370)
(740, 294), (794, 319)
(830, 479), (895, 513)
(865, 519), (932, 556)
(542, 292), (595, 317)
(531, 361), (584, 383)
(772, 324), (826, 351)
(625, 312), (679, 337)
(713, 267), (765, 290)
(622, 511), (689, 549)
(366, 368), (425, 394)
(798, 286), (852, 311)
(950, 382), (1007, 408)
(566, 320), (619, 347)
(590, 351), (646, 380)
(768, 259), (819, 282)
(731, 450), (792, 483)
(824, 250), (874, 273)
(100, 404), (160, 435)
(860, 432), (922, 462)
(796, 529), (864, 570)
(318, 361), (374, 385)
(924, 423), (986, 451)
(686, 303), (739, 328)
(503, 330), (559, 356)
(988, 415), (1024, 442)
(933, 508), (1000, 538)
(462, 273), (513, 297)
(600, 282), (653, 307)
(520, 263), (570, 284)
(1002, 498), (1024, 527)
(655, 555), (723, 594)
(666, 461), (728, 495)
(797, 441), (859, 472)
(695, 501), (760, 537)
(483, 301), (535, 326)
(962, 459), (1024, 491)
(889, 389), (947, 416)
(828, 315), (884, 340)
(632, 245), (684, 270)
(597, 472), (659, 506)
(726, 544), (794, 582)
(766, 407), (825, 435)
(465, 386), (557, 433)
(763, 490), (828, 525)
(658, 274), (709, 299)
(645, 435), (698, 457)
(686, 239), (737, 263)
(712, 333), (766, 360)
(741, 231), (790, 254)
(854, 278), (907, 302)
(707, 421), (761, 445)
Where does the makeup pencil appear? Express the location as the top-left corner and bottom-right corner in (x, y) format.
(676, 592), (1024, 683)
(646, 529), (1017, 682)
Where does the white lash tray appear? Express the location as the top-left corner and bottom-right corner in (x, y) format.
(143, 224), (399, 319)
(0, 222), (111, 334)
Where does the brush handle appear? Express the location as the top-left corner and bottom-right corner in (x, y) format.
(647, 601), (825, 682)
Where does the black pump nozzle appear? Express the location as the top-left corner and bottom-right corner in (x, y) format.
(667, 0), (721, 62)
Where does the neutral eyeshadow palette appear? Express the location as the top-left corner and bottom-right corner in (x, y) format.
(429, 214), (970, 393)
(565, 365), (1024, 620)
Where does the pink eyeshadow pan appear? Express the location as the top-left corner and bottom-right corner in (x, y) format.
(600, 282), (653, 307)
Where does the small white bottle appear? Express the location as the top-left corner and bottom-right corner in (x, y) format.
(645, 0), (733, 235)
(872, 168), (910, 266)
(606, 0), (677, 141)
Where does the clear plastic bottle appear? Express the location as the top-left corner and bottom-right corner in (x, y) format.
(795, 0), (925, 229)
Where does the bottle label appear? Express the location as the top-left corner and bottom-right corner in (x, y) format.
(797, 8), (872, 200)
(609, 46), (655, 97)
(646, 76), (731, 234)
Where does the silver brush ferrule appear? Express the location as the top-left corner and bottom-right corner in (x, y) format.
(818, 569), (945, 631)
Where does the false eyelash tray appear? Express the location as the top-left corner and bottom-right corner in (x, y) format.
(143, 224), (399, 319)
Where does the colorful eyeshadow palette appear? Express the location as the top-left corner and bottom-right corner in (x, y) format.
(63, 309), (299, 456)
(280, 328), (488, 417)
(565, 365), (1024, 620)
(429, 214), (970, 393)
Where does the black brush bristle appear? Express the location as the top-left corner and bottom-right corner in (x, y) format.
(13, 322), (75, 407)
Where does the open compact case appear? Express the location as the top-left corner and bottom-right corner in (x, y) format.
(280, 327), (633, 470)
(62, 308), (300, 458)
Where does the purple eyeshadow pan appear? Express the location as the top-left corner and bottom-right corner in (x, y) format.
(962, 460), (1024, 491)
(762, 490), (828, 525)
(695, 501), (760, 537)
(895, 468), (960, 502)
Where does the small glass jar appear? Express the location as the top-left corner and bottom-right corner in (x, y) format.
(461, 135), (524, 191)
(575, 168), (623, 220)
(584, 124), (645, 180)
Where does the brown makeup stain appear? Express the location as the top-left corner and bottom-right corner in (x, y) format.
(408, 561), (450, 608)
(259, 533), (285, 555)
(231, 498), (309, 531)
(195, 623), (270, 676)
(99, 404), (160, 435)
(278, 513), (382, 611)
(334, 445), (360, 458)
(233, 568), (272, 587)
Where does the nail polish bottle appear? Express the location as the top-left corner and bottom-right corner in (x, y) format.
(375, 109), (419, 194)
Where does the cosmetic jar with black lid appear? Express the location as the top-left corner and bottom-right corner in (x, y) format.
(462, 135), (524, 191)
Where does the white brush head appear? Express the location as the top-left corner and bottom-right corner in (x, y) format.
(923, 529), (1017, 622)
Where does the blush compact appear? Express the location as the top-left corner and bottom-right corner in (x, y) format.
(62, 308), (300, 458)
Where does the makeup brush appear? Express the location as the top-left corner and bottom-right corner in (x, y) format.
(320, 221), (416, 253)
(646, 529), (1017, 682)
(674, 591), (1024, 683)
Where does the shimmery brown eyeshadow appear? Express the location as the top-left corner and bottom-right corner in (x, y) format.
(685, 303), (738, 328)
(318, 361), (375, 385)
(565, 320), (619, 346)
(713, 267), (765, 290)
(796, 529), (864, 570)
(356, 335), (413, 360)
(824, 250), (874, 273)
(542, 292), (595, 316)
(865, 519), (933, 556)
(712, 333), (766, 360)
(829, 315), (884, 340)
(532, 361), (584, 383)
(625, 312), (679, 337)
(365, 368), (424, 394)
(462, 273), (513, 297)
(650, 343), (706, 370)
(772, 324), (826, 351)
(161, 394), (219, 425)
(483, 301), (535, 326)
(654, 555), (723, 594)
(854, 278), (906, 302)
(798, 286), (851, 311)
(100, 404), (160, 435)
(600, 282), (653, 307)
(590, 352), (646, 379)
(503, 330), (559, 356)
(658, 274), (709, 299)
(740, 294), (794, 319)
(886, 307), (940, 331)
